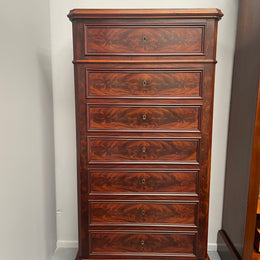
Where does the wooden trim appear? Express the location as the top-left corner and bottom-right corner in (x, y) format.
(68, 9), (223, 21)
(73, 59), (217, 64)
(77, 257), (203, 260)
(77, 256), (201, 260)
(243, 77), (260, 259)
(218, 230), (241, 260)
(77, 257), (198, 260)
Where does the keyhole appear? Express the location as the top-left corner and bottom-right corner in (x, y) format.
(142, 179), (145, 184)
(142, 147), (146, 153)
(143, 35), (147, 42)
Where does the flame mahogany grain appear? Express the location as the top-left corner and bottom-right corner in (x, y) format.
(86, 26), (204, 55)
(89, 231), (196, 255)
(88, 105), (200, 131)
(89, 170), (198, 194)
(87, 70), (202, 98)
(69, 8), (222, 260)
(88, 138), (199, 163)
(89, 201), (197, 226)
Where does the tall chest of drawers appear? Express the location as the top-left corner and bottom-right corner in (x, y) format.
(68, 9), (223, 260)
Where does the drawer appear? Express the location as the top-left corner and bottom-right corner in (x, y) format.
(86, 69), (202, 98)
(89, 169), (198, 195)
(88, 138), (199, 164)
(85, 25), (204, 55)
(89, 231), (196, 256)
(89, 201), (198, 226)
(88, 105), (200, 132)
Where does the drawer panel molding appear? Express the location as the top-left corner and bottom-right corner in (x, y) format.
(89, 200), (198, 226)
(85, 25), (205, 55)
(88, 105), (201, 132)
(89, 231), (197, 256)
(89, 169), (199, 195)
(88, 138), (200, 164)
(86, 69), (203, 98)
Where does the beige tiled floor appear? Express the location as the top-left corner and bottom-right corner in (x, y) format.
(52, 248), (221, 260)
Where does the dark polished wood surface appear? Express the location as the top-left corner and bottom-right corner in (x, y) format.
(88, 138), (199, 163)
(69, 9), (222, 260)
(68, 8), (223, 20)
(89, 231), (196, 256)
(217, 0), (260, 259)
(88, 105), (200, 131)
(87, 70), (202, 98)
(89, 201), (197, 226)
(89, 169), (198, 195)
(86, 26), (204, 55)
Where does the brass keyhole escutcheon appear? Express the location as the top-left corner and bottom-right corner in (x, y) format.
(141, 210), (145, 216)
(142, 178), (145, 184)
(143, 35), (147, 42)
(143, 80), (147, 86)
(141, 240), (145, 246)
(142, 147), (146, 153)
(142, 114), (147, 120)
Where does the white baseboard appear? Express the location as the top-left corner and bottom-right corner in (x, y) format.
(207, 243), (217, 251)
(56, 240), (217, 251)
(56, 240), (78, 248)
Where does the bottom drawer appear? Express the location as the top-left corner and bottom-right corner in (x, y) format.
(89, 231), (196, 257)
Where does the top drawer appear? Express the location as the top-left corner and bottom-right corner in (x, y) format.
(85, 25), (205, 55)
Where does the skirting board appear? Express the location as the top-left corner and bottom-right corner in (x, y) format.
(56, 240), (218, 251)
(208, 243), (218, 251)
(217, 230), (241, 260)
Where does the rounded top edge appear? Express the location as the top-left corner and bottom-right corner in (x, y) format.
(67, 8), (223, 21)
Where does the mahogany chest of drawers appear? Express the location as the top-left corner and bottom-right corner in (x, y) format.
(68, 9), (223, 260)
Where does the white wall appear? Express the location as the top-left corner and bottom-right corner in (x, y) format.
(50, 0), (239, 250)
(0, 0), (56, 259)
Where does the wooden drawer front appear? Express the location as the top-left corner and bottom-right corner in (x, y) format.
(85, 26), (204, 55)
(89, 201), (197, 226)
(89, 231), (196, 256)
(89, 170), (198, 195)
(88, 105), (200, 131)
(87, 70), (202, 98)
(88, 138), (199, 164)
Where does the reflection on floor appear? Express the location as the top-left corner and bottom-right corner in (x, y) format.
(52, 248), (221, 260)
